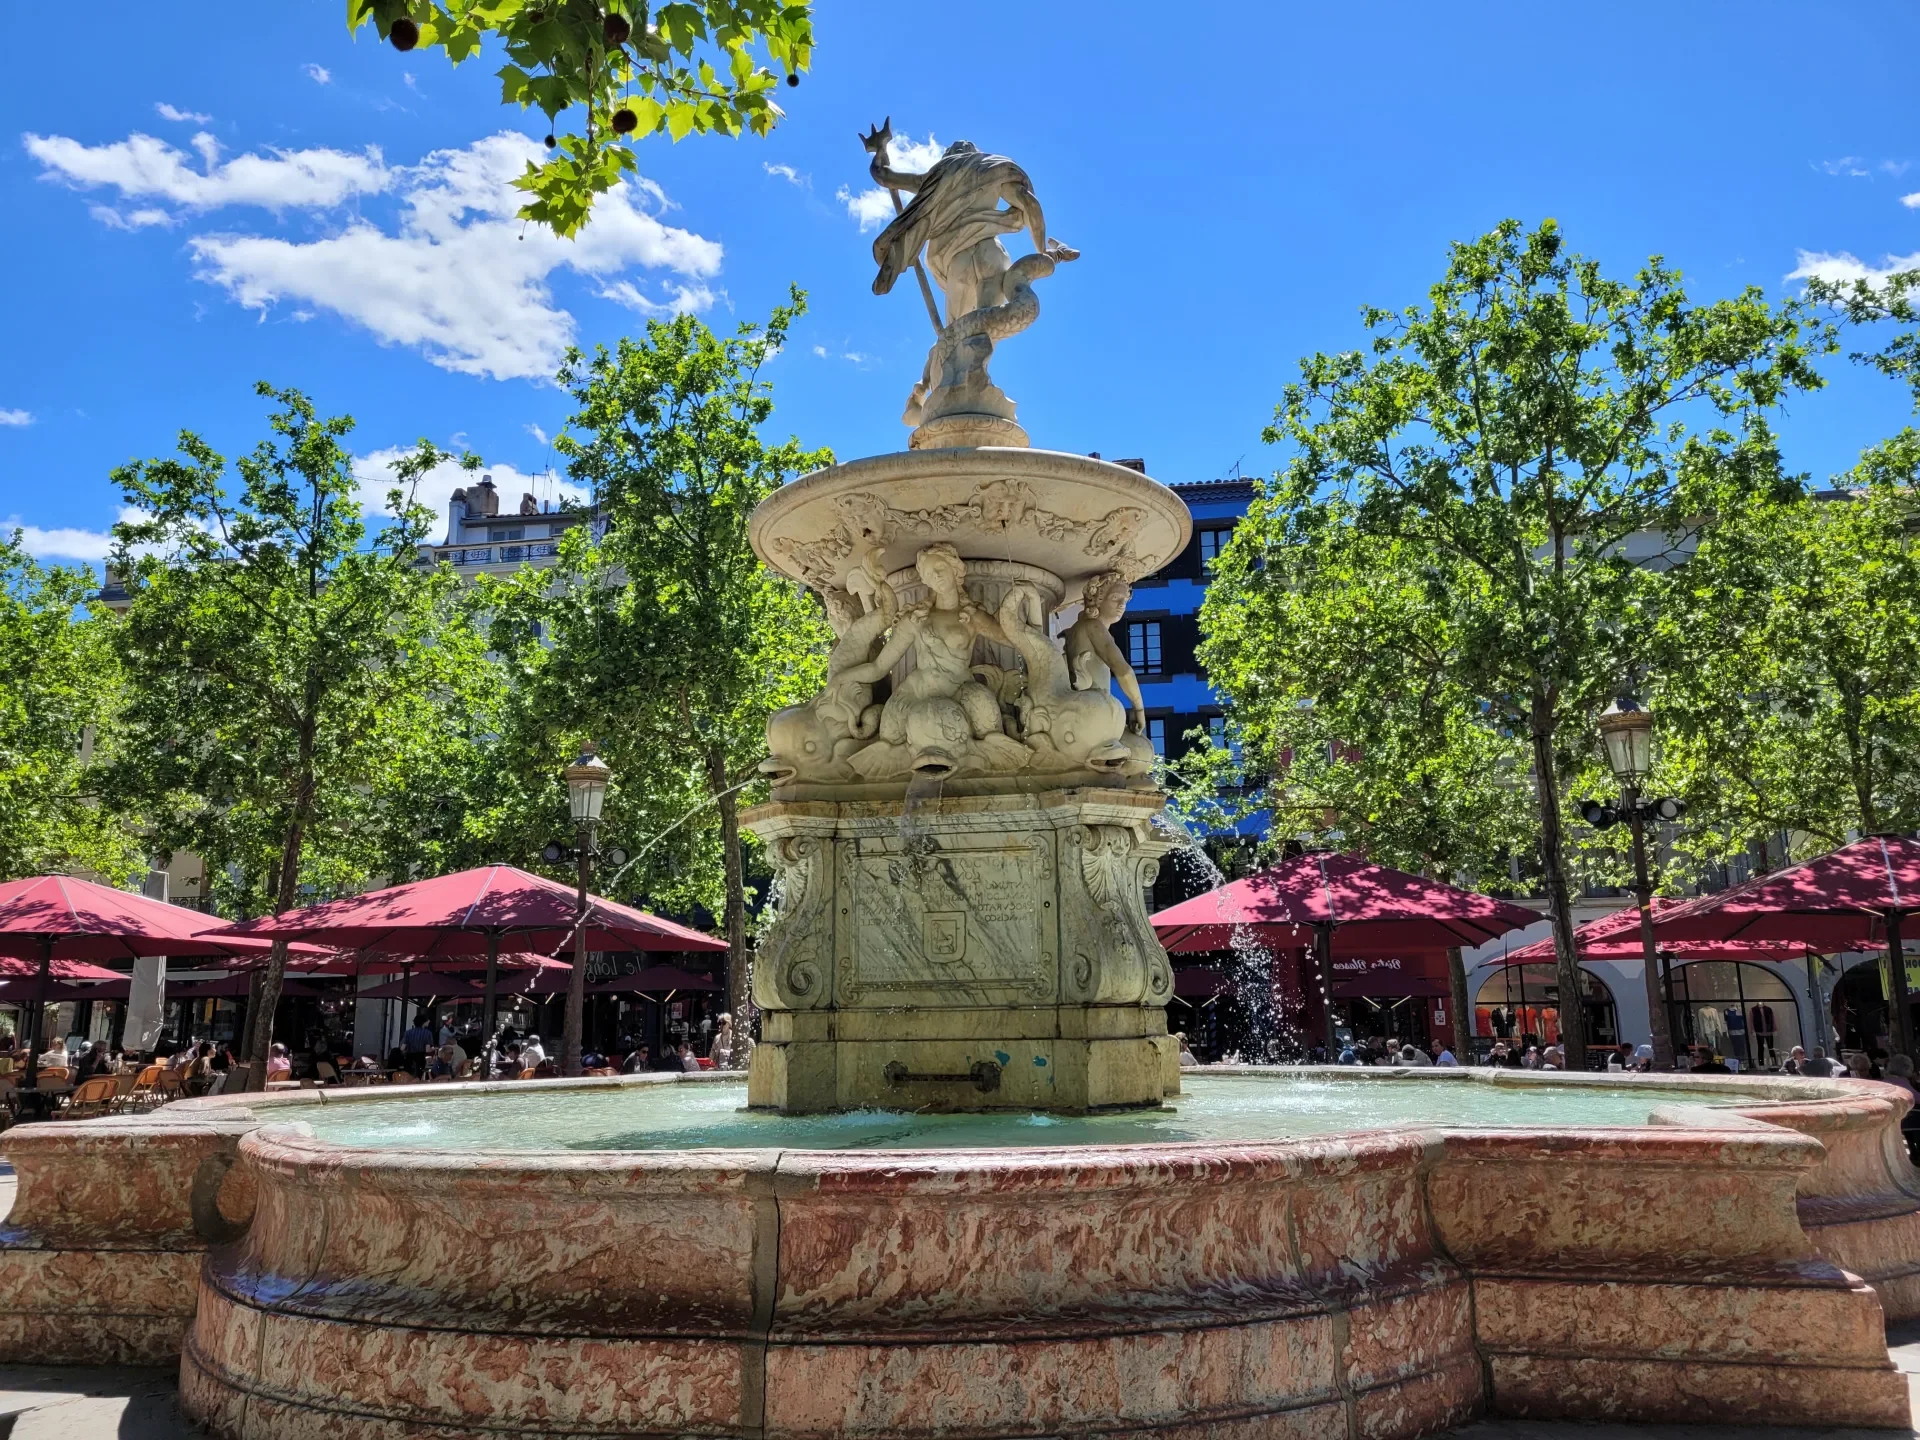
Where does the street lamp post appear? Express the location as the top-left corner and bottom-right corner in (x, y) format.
(1586, 697), (1682, 1071)
(561, 748), (611, 1078)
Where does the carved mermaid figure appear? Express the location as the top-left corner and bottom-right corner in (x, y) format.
(840, 543), (1028, 779)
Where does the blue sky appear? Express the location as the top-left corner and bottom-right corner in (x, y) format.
(4, 0), (1919, 564)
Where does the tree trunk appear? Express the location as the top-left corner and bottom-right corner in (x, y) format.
(245, 799), (309, 1091)
(1446, 945), (1473, 1062)
(1528, 691), (1587, 1070)
(709, 744), (749, 1025)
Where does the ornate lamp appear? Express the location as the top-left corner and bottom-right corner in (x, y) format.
(564, 749), (611, 827)
(1597, 697), (1654, 788)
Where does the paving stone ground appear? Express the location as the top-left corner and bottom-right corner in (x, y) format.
(1, 1162), (1916, 1438)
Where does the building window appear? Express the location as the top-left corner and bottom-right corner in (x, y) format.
(1198, 527), (1233, 569)
(1147, 717), (1166, 757)
(500, 527), (525, 542)
(1127, 621), (1163, 674)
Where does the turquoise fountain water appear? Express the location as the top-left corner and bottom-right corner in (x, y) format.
(289, 1073), (1746, 1153)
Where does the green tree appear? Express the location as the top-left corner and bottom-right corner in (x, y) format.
(1217, 219), (1827, 1068)
(107, 384), (474, 1084)
(1655, 431), (1920, 857)
(1195, 506), (1537, 1056)
(0, 535), (143, 883)
(348, 0), (813, 236)
(506, 292), (830, 1070)
(1805, 270), (1920, 412)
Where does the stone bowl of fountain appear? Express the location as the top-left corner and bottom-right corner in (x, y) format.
(3, 126), (1918, 1440)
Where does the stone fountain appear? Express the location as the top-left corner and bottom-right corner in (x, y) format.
(742, 123), (1189, 1113)
(4, 124), (1917, 1440)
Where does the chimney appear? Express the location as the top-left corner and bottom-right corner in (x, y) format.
(1117, 458), (1147, 474)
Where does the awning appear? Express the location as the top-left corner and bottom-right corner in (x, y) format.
(1171, 966), (1232, 999)
(1330, 952), (1451, 999)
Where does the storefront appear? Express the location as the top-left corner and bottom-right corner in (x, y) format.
(1474, 962), (1618, 1052)
(1334, 954), (1453, 1053)
(1663, 960), (1801, 1068)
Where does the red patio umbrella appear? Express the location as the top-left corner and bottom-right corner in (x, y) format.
(1151, 853), (1537, 1052)
(1653, 836), (1920, 1051)
(1496, 899), (1802, 965)
(211, 865), (726, 1050)
(1151, 854), (1537, 954)
(0, 874), (305, 1085)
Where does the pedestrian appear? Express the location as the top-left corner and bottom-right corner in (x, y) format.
(74, 1041), (111, 1082)
(184, 1042), (216, 1097)
(1882, 1053), (1919, 1102)
(710, 1014), (735, 1069)
(1798, 1045), (1837, 1078)
(1783, 1045), (1806, 1076)
(1175, 1032), (1198, 1067)
(402, 1012), (435, 1077)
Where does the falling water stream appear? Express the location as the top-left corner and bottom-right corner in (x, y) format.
(1150, 810), (1302, 1062)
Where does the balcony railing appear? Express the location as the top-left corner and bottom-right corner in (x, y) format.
(422, 542), (561, 569)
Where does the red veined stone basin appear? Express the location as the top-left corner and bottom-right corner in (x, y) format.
(2, 1068), (1915, 1436)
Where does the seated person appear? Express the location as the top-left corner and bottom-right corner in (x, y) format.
(266, 1043), (293, 1083)
(621, 1045), (651, 1074)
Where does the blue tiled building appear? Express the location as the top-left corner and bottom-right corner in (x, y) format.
(1104, 472), (1256, 770)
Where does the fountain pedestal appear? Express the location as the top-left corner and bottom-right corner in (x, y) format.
(745, 787), (1179, 1112)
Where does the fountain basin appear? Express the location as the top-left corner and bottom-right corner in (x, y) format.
(5, 1069), (1917, 1437)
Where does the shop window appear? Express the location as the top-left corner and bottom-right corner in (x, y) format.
(1474, 962), (1618, 1049)
(1666, 961), (1800, 1069)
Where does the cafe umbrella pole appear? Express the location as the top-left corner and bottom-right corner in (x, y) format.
(24, 935), (51, 1091)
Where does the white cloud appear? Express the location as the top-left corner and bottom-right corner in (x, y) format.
(835, 184), (896, 233)
(303, 63), (332, 85)
(403, 72), (419, 91)
(90, 204), (174, 230)
(811, 344), (827, 357)
(763, 161), (808, 188)
(597, 277), (719, 317)
(189, 133), (720, 380)
(837, 132), (942, 233)
(0, 409), (32, 426)
(1820, 156), (1872, 178)
(25, 129), (389, 214)
(353, 448), (585, 526)
(1788, 249), (1920, 289)
(29, 127), (721, 382)
(526, 423), (549, 446)
(155, 102), (212, 124)
(1904, 193), (1920, 210)
(7, 521), (114, 563)
(5, 506), (150, 564)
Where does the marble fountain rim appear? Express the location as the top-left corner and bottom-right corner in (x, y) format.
(154, 1066), (1906, 1169)
(748, 445), (1194, 587)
